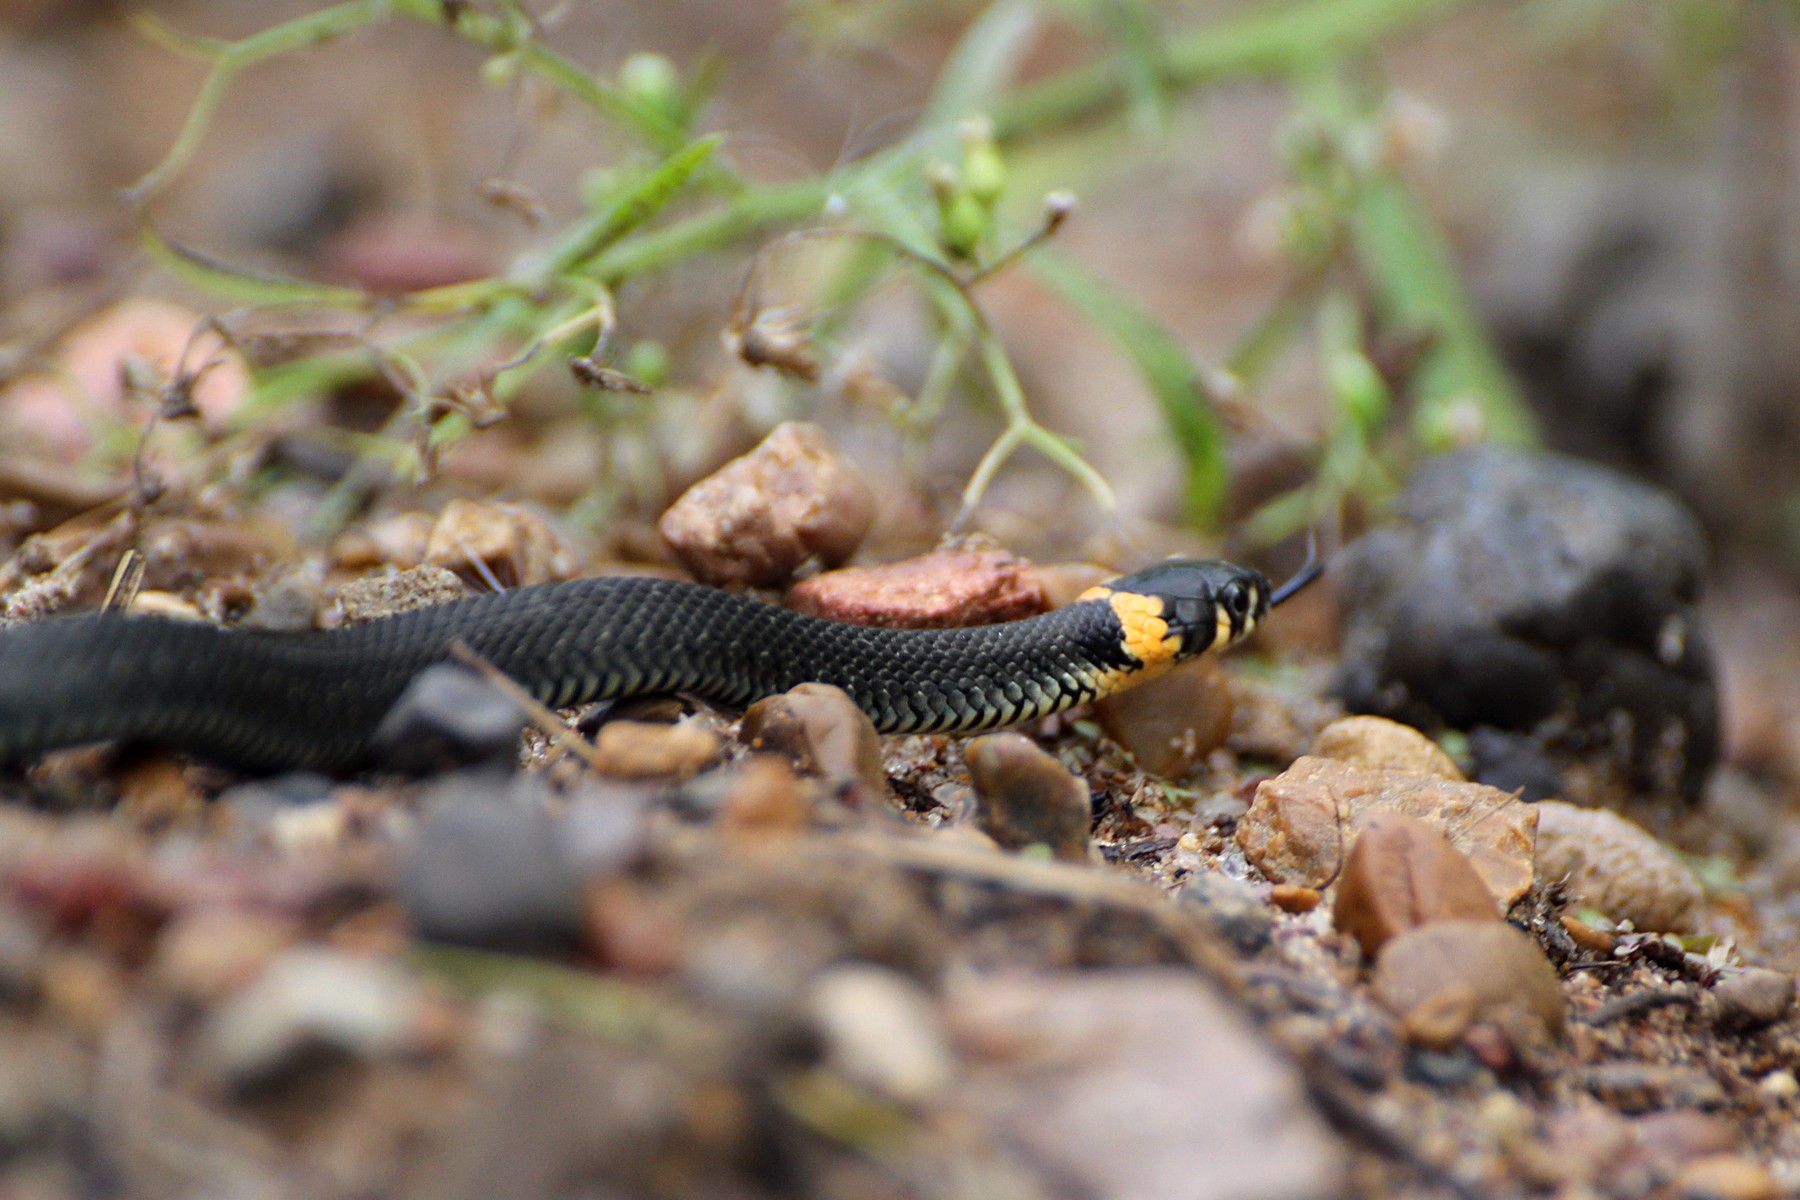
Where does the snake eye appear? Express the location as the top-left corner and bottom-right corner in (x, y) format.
(1220, 582), (1249, 619)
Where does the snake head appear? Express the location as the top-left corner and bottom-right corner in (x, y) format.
(1085, 559), (1274, 662)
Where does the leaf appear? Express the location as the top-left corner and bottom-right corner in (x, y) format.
(1030, 248), (1228, 528)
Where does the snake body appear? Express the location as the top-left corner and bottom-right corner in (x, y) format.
(0, 558), (1291, 773)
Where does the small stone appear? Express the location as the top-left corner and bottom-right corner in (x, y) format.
(335, 564), (466, 623)
(1093, 656), (1234, 779)
(809, 964), (953, 1106)
(424, 498), (571, 588)
(332, 512), (436, 571)
(373, 664), (527, 773)
(718, 755), (814, 834)
(1535, 801), (1704, 933)
(963, 733), (1091, 861)
(1372, 919), (1566, 1044)
(1632, 1110), (1741, 1168)
(1332, 812), (1499, 959)
(658, 421), (874, 587)
(196, 946), (420, 1090)
(1312, 716), (1463, 780)
(1240, 756), (1537, 906)
(739, 683), (885, 797)
(400, 776), (583, 950)
(1178, 873), (1274, 954)
(583, 879), (685, 977)
(590, 720), (722, 780)
(1670, 1156), (1780, 1200)
(785, 547), (1048, 628)
(559, 784), (653, 878)
(1711, 968), (1795, 1032)
(150, 909), (299, 1005)
(1269, 884), (1320, 913)
(1578, 1063), (1728, 1113)
(1560, 914), (1617, 954)
(1399, 986), (1482, 1049)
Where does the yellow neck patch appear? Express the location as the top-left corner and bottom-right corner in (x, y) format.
(1081, 586), (1181, 670)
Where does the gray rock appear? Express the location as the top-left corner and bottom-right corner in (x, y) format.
(1712, 968), (1795, 1033)
(375, 664), (527, 773)
(400, 773), (584, 950)
(1178, 872), (1275, 954)
(1336, 447), (1718, 800)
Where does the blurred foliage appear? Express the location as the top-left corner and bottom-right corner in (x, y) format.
(128, 0), (1558, 539)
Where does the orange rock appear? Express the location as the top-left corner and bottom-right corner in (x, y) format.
(786, 548), (1048, 628)
(1332, 812), (1499, 958)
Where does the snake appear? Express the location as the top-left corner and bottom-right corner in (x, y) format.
(0, 555), (1317, 774)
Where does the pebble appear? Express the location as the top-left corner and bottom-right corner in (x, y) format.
(424, 498), (572, 589)
(196, 946), (420, 1090)
(1710, 968), (1795, 1032)
(1239, 755), (1537, 906)
(739, 683), (885, 797)
(1178, 872), (1274, 954)
(785, 547), (1048, 627)
(399, 775), (584, 950)
(149, 909), (299, 1005)
(949, 970), (1346, 1200)
(373, 664), (528, 773)
(1093, 656), (1234, 779)
(1311, 715), (1463, 780)
(658, 421), (874, 587)
(331, 511), (436, 571)
(1372, 919), (1566, 1045)
(1535, 800), (1704, 933)
(1269, 884), (1321, 913)
(1670, 1156), (1781, 1200)
(590, 720), (722, 780)
(1332, 811), (1499, 959)
(963, 733), (1092, 861)
(716, 755), (814, 834)
(808, 964), (954, 1106)
(1334, 446), (1718, 800)
(334, 564), (466, 623)
(1577, 1062), (1727, 1113)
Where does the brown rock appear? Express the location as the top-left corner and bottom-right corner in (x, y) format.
(335, 564), (466, 623)
(1094, 656), (1234, 779)
(740, 683), (886, 797)
(1372, 920), (1566, 1044)
(964, 733), (1091, 861)
(1269, 884), (1321, 913)
(719, 755), (814, 835)
(1332, 812), (1500, 959)
(1239, 756), (1537, 905)
(1631, 1110), (1742, 1169)
(1312, 716), (1463, 780)
(1535, 801), (1704, 933)
(1670, 1156), (1780, 1200)
(658, 421), (874, 587)
(1711, 968), (1795, 1032)
(950, 970), (1347, 1200)
(149, 910), (300, 1005)
(424, 498), (572, 588)
(786, 547), (1048, 628)
(590, 721), (722, 780)
(332, 511), (436, 570)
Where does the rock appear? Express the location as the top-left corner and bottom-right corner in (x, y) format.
(739, 683), (885, 797)
(1270, 884), (1321, 913)
(424, 498), (572, 588)
(1093, 656), (1234, 778)
(1335, 446), (1718, 800)
(658, 421), (874, 587)
(559, 784), (653, 878)
(1332, 812), (1500, 958)
(196, 946), (420, 1090)
(373, 664), (528, 773)
(1535, 801), (1704, 933)
(149, 909), (299, 1005)
(1670, 1156), (1781, 1200)
(1239, 756), (1537, 907)
(716, 755), (814, 834)
(1312, 716), (1462, 780)
(1711, 968), (1795, 1032)
(1371, 920), (1566, 1045)
(1631, 1109), (1743, 1169)
(590, 720), (722, 780)
(1580, 1062), (1727, 1112)
(950, 970), (1347, 1200)
(808, 964), (953, 1106)
(785, 547), (1048, 628)
(1178, 873), (1274, 954)
(332, 512), (437, 571)
(400, 775), (584, 950)
(963, 733), (1091, 861)
(335, 564), (466, 623)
